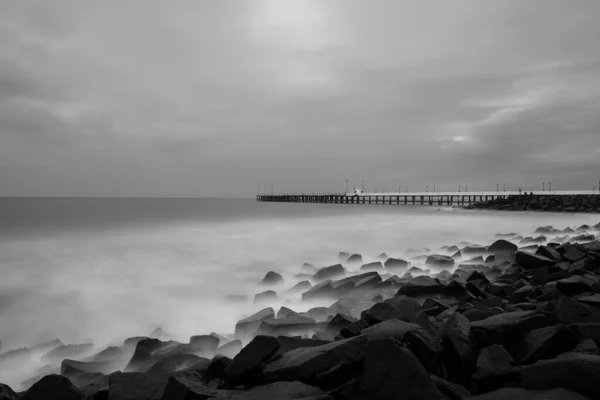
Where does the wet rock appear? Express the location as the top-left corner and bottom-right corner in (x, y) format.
(515, 324), (579, 365)
(312, 264), (345, 282)
(472, 344), (519, 392)
(403, 329), (443, 374)
(557, 276), (595, 296)
(471, 310), (555, 350)
(360, 261), (383, 272)
(425, 254), (455, 268)
(224, 335), (279, 382)
(22, 375), (83, 400)
(361, 338), (445, 400)
(489, 240), (518, 260)
(396, 275), (442, 297)
(556, 296), (600, 324)
(276, 337), (331, 356)
(346, 254), (363, 264)
(217, 340), (243, 359)
(361, 318), (420, 340)
(288, 281), (312, 294)
(262, 336), (368, 390)
(260, 271), (284, 285)
(563, 248), (588, 263)
(442, 312), (476, 384)
(521, 352), (600, 400)
(254, 290), (278, 304)
(384, 258), (409, 272)
(515, 251), (554, 269)
(465, 387), (591, 400)
(327, 314), (356, 331)
(340, 320), (369, 338)
(257, 316), (317, 337)
(234, 308), (275, 341)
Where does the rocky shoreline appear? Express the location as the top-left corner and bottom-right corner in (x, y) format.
(468, 194), (600, 212)
(2, 223), (600, 399)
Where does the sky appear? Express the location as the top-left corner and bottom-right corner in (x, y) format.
(1, 0), (599, 197)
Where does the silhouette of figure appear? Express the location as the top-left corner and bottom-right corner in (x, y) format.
(519, 188), (522, 195)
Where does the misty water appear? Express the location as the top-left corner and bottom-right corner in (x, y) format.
(0, 198), (598, 387)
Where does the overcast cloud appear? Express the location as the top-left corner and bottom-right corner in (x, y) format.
(1, 0), (599, 197)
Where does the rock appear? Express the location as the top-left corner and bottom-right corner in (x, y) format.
(216, 381), (333, 400)
(22, 375), (83, 400)
(384, 258), (409, 272)
(312, 264), (345, 282)
(158, 376), (225, 400)
(557, 276), (595, 296)
(346, 254), (363, 264)
(327, 314), (356, 331)
(277, 306), (299, 319)
(489, 240), (518, 260)
(471, 310), (555, 350)
(465, 387), (591, 399)
(254, 290), (278, 304)
(425, 254), (455, 268)
(235, 307), (275, 341)
(61, 359), (114, 380)
(224, 335), (279, 382)
(536, 245), (562, 260)
(0, 384), (18, 400)
(340, 320), (369, 338)
(262, 336), (367, 390)
(301, 280), (335, 300)
(383, 296), (421, 322)
(257, 316), (317, 337)
(189, 335), (220, 356)
(329, 291), (378, 320)
(41, 343), (94, 363)
(377, 253), (389, 260)
(578, 294), (600, 307)
(360, 302), (411, 325)
(442, 312), (476, 384)
(302, 263), (317, 272)
(472, 345), (519, 392)
(338, 252), (350, 262)
(360, 318), (420, 340)
(147, 354), (202, 374)
(203, 355), (232, 382)
(217, 340), (243, 359)
(150, 327), (170, 340)
(515, 324), (579, 365)
(361, 338), (445, 400)
(360, 261), (383, 272)
(260, 271), (284, 285)
(288, 281), (312, 294)
(515, 251), (554, 269)
(521, 352), (600, 400)
(556, 296), (600, 324)
(107, 372), (171, 400)
(300, 307), (336, 323)
(396, 276), (442, 297)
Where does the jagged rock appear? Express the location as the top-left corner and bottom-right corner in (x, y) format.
(515, 324), (579, 365)
(521, 352), (600, 399)
(472, 344), (519, 392)
(361, 338), (445, 400)
(383, 296), (421, 322)
(277, 306), (299, 319)
(360, 261), (383, 272)
(254, 290), (278, 304)
(403, 329), (443, 374)
(22, 375), (83, 400)
(235, 308), (275, 340)
(346, 254), (363, 264)
(327, 314), (356, 331)
(515, 251), (554, 269)
(489, 240), (518, 260)
(147, 354), (202, 374)
(312, 264), (345, 282)
(556, 296), (600, 324)
(442, 312), (476, 384)
(262, 336), (367, 390)
(203, 355), (232, 382)
(563, 248), (588, 263)
(430, 375), (472, 399)
(189, 335), (220, 356)
(360, 302), (411, 325)
(300, 307), (336, 323)
(425, 254), (455, 268)
(557, 276), (595, 296)
(276, 337), (330, 356)
(61, 359), (114, 381)
(579, 294), (600, 307)
(224, 335), (279, 382)
(422, 297), (450, 316)
(340, 320), (368, 338)
(384, 258), (409, 272)
(536, 245), (562, 260)
(217, 340), (242, 359)
(471, 310), (555, 350)
(361, 318), (420, 340)
(288, 280), (312, 294)
(354, 274), (382, 289)
(260, 271), (284, 285)
(301, 280), (335, 300)
(257, 316), (317, 337)
(396, 276), (442, 297)
(465, 387), (591, 399)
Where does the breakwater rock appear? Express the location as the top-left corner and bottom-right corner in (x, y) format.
(468, 194), (600, 212)
(2, 224), (600, 399)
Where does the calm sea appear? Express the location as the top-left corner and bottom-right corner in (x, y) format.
(0, 198), (597, 352)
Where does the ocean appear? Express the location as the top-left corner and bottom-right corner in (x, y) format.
(0, 198), (597, 353)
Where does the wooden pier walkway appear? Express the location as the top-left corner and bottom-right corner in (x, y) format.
(256, 190), (599, 206)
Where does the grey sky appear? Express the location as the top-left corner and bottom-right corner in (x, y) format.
(1, 1), (599, 197)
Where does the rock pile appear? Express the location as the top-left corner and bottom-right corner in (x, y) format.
(468, 194), (600, 212)
(2, 224), (600, 399)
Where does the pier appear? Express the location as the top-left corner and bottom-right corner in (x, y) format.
(256, 190), (599, 206)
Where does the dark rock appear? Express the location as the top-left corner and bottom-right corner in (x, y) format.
(22, 375), (83, 400)
(257, 316), (317, 337)
(383, 295), (421, 322)
(557, 276), (595, 296)
(288, 280), (312, 294)
(217, 381), (333, 400)
(361, 338), (445, 400)
(425, 254), (455, 268)
(360, 302), (410, 325)
(361, 319), (420, 340)
(384, 258), (409, 272)
(471, 310), (555, 350)
(578, 293), (600, 307)
(224, 335), (279, 382)
(262, 336), (367, 390)
(327, 314), (356, 331)
(235, 307), (275, 340)
(515, 324), (579, 365)
(277, 306), (299, 319)
(189, 335), (220, 356)
(442, 312), (476, 384)
(0, 384), (18, 400)
(556, 296), (600, 324)
(301, 280), (335, 300)
(340, 320), (369, 338)
(312, 264), (345, 282)
(61, 359), (114, 380)
(396, 276), (442, 297)
(300, 307), (336, 323)
(217, 340), (243, 359)
(563, 248), (588, 263)
(536, 245), (562, 260)
(260, 271), (284, 285)
(147, 354), (202, 374)
(521, 352), (600, 400)
(430, 375), (471, 400)
(158, 376), (226, 400)
(254, 290), (278, 304)
(489, 240), (518, 260)
(403, 329), (443, 374)
(515, 251), (554, 269)
(203, 355), (232, 382)
(276, 336), (331, 356)
(472, 344), (519, 392)
(465, 387), (591, 399)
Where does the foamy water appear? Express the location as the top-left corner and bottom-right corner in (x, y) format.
(0, 198), (597, 387)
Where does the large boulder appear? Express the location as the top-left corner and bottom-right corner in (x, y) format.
(262, 336), (367, 390)
(360, 338), (445, 400)
(224, 335), (280, 383)
(442, 312), (476, 384)
(360, 319), (420, 340)
(0, 384), (18, 400)
(346, 254), (363, 264)
(515, 325), (579, 365)
(159, 376), (231, 400)
(22, 375), (83, 400)
(556, 296), (600, 324)
(384, 258), (410, 272)
(403, 329), (444, 374)
(521, 352), (600, 400)
(276, 337), (331, 356)
(312, 264), (345, 282)
(489, 240), (518, 260)
(108, 371), (170, 400)
(556, 276), (595, 296)
(425, 254), (455, 268)
(515, 251), (555, 269)
(360, 261), (383, 272)
(472, 345), (519, 392)
(257, 316), (317, 337)
(234, 307), (275, 341)
(260, 271), (284, 286)
(189, 335), (220, 357)
(254, 290), (278, 304)
(288, 281), (312, 294)
(396, 276), (442, 297)
(277, 306), (299, 319)
(217, 340), (243, 359)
